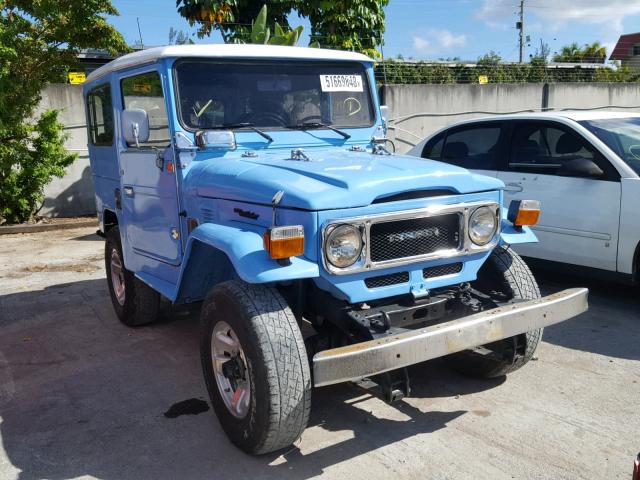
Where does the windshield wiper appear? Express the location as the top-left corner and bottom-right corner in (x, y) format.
(210, 123), (273, 143)
(287, 122), (351, 140)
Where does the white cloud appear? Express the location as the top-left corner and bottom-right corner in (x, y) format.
(477, 0), (640, 32)
(437, 29), (467, 48)
(412, 29), (467, 54)
(412, 36), (430, 51)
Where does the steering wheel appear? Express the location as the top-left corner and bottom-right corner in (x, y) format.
(244, 111), (289, 127)
(297, 115), (322, 124)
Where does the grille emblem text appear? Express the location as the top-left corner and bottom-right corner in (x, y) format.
(387, 227), (440, 243)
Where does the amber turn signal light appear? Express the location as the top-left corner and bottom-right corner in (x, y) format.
(263, 225), (305, 260)
(508, 199), (541, 227)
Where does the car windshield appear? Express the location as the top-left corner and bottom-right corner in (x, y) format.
(174, 60), (375, 131)
(579, 117), (640, 174)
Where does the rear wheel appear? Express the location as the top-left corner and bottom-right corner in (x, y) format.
(200, 280), (311, 455)
(105, 226), (160, 326)
(445, 246), (543, 378)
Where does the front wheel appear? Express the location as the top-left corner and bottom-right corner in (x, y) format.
(445, 246), (543, 378)
(200, 280), (311, 455)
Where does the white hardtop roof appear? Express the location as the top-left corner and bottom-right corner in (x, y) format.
(87, 44), (373, 82)
(446, 110), (640, 128)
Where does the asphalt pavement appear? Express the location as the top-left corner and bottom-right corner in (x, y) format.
(0, 226), (638, 480)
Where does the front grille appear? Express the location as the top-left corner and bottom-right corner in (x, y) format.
(369, 213), (461, 263)
(365, 271), (410, 288)
(423, 262), (463, 279)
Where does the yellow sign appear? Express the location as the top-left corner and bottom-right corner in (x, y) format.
(133, 83), (152, 94)
(478, 75), (489, 85)
(68, 72), (86, 84)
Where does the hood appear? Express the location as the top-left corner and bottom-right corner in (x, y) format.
(184, 148), (504, 210)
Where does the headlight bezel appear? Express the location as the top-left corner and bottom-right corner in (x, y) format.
(468, 206), (499, 246)
(324, 223), (365, 269)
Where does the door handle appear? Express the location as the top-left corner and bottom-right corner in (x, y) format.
(504, 183), (523, 193)
(123, 186), (134, 197)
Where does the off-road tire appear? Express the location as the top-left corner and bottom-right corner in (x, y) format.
(105, 226), (160, 326)
(200, 280), (312, 455)
(445, 246), (543, 378)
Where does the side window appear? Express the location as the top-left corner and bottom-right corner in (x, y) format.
(121, 72), (170, 148)
(441, 125), (501, 170)
(87, 84), (114, 146)
(509, 123), (596, 174)
(422, 133), (444, 160)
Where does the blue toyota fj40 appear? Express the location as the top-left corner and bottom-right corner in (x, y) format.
(84, 44), (588, 454)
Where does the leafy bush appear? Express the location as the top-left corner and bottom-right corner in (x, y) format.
(375, 59), (640, 85)
(0, 111), (76, 224)
(0, 0), (128, 224)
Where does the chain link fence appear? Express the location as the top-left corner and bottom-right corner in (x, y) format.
(374, 60), (640, 85)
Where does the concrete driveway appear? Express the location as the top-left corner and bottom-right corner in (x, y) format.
(0, 226), (638, 480)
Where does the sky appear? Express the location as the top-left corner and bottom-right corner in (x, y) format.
(109, 0), (640, 62)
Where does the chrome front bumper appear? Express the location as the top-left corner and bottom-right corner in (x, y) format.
(313, 288), (588, 387)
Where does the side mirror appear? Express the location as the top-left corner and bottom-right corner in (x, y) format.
(379, 105), (389, 123)
(122, 109), (149, 147)
(557, 158), (604, 178)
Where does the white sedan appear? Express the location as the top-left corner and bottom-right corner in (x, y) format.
(408, 111), (640, 283)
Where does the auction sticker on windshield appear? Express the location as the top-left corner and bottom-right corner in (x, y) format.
(320, 74), (363, 92)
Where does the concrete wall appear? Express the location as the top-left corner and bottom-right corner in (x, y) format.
(37, 84), (94, 217)
(37, 82), (640, 216)
(383, 82), (640, 153)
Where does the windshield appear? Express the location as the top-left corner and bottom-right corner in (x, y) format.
(579, 117), (640, 174)
(174, 60), (375, 131)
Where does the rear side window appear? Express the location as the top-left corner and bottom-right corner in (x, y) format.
(87, 84), (114, 146)
(441, 125), (501, 170)
(121, 71), (170, 148)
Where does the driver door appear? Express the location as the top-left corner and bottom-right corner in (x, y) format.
(118, 70), (182, 265)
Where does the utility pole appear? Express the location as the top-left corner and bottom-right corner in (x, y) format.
(517, 0), (525, 63)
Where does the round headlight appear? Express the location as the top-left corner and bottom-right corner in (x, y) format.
(325, 224), (363, 268)
(469, 206), (498, 246)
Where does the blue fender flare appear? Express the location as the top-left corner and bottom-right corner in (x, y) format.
(173, 223), (319, 303)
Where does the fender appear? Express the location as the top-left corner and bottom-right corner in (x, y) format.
(499, 219), (538, 246)
(173, 222), (319, 304)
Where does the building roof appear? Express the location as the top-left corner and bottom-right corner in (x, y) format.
(610, 32), (640, 60)
(86, 44), (373, 82)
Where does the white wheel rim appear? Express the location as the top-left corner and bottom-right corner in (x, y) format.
(110, 248), (126, 306)
(211, 321), (251, 419)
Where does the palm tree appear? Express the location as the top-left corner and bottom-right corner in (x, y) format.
(582, 42), (607, 63)
(553, 42), (582, 62)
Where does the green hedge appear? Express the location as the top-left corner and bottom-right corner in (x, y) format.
(374, 60), (640, 84)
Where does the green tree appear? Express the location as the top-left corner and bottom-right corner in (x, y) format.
(0, 0), (129, 223)
(299, 0), (389, 58)
(175, 0), (389, 57)
(169, 26), (194, 45)
(553, 41), (606, 63)
(245, 5), (305, 46)
(176, 0), (296, 43)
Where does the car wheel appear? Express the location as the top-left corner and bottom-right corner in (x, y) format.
(200, 280), (311, 454)
(105, 226), (160, 326)
(445, 246), (543, 378)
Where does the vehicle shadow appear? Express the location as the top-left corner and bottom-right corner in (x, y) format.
(532, 266), (640, 361)
(0, 278), (501, 480)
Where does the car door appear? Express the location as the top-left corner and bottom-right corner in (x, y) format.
(420, 122), (506, 179)
(118, 70), (182, 265)
(497, 120), (621, 271)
